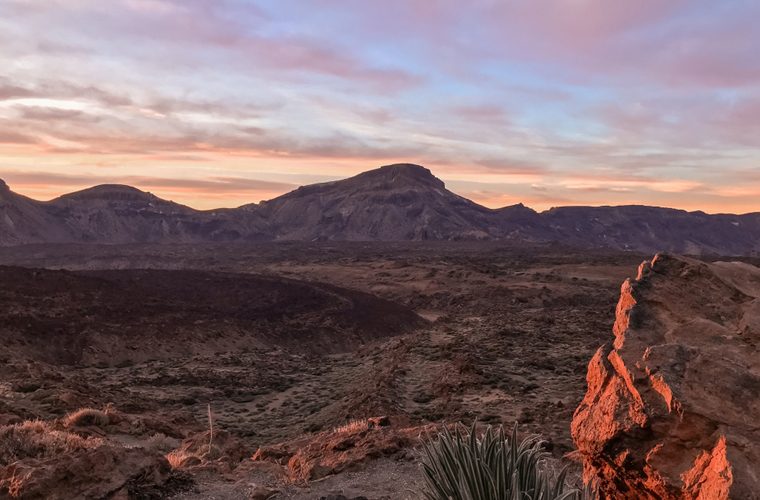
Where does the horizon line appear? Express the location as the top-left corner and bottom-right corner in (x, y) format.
(2, 166), (758, 218)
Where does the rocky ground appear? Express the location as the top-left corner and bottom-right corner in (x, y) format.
(0, 242), (645, 498)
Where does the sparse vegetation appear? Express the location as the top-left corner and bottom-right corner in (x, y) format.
(166, 448), (194, 470)
(0, 420), (103, 465)
(145, 433), (180, 453)
(420, 423), (584, 500)
(164, 424), (238, 470)
(332, 418), (370, 435)
(62, 407), (110, 428)
(0, 245), (628, 497)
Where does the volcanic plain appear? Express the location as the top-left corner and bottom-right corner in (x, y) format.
(0, 242), (655, 498)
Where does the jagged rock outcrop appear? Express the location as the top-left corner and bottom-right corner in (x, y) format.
(572, 254), (760, 499)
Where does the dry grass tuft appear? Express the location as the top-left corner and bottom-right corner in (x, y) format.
(62, 408), (110, 429)
(165, 448), (204, 470)
(0, 420), (103, 466)
(332, 419), (370, 435)
(165, 449), (188, 469)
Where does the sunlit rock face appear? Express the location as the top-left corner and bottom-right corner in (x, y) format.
(572, 254), (760, 499)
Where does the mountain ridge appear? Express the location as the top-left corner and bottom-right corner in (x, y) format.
(3, 165), (758, 216)
(1, 163), (759, 255)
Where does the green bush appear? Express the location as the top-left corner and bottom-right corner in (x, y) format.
(420, 423), (585, 500)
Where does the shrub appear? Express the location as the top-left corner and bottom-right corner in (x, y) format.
(164, 439), (216, 470)
(145, 433), (180, 453)
(165, 449), (193, 469)
(332, 419), (370, 435)
(420, 423), (584, 500)
(0, 420), (103, 465)
(63, 408), (110, 428)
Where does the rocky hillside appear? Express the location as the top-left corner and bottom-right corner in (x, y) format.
(572, 254), (760, 498)
(2, 164), (760, 255)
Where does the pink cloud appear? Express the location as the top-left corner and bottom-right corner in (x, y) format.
(2, 0), (760, 215)
(449, 104), (510, 125)
(0, 130), (37, 144)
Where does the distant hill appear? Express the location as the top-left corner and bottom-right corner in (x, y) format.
(0, 178), (270, 245)
(2, 164), (759, 255)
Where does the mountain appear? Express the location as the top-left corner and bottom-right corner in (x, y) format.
(1, 182), (271, 245)
(256, 164), (499, 240)
(542, 205), (760, 255)
(1, 164), (760, 255)
(47, 184), (198, 244)
(0, 179), (69, 245)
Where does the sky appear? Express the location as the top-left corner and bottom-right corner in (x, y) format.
(1, 0), (759, 213)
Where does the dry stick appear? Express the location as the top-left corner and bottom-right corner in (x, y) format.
(207, 403), (214, 456)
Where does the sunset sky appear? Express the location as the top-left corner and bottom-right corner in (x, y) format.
(1, 0), (759, 213)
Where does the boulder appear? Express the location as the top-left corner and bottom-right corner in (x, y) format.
(572, 254), (760, 499)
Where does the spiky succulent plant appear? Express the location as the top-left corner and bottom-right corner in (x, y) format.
(420, 423), (586, 500)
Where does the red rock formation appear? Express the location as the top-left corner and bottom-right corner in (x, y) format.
(572, 254), (760, 499)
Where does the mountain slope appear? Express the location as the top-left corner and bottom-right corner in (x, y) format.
(1, 163), (759, 255)
(0, 179), (69, 245)
(542, 205), (760, 255)
(1, 182), (271, 245)
(47, 184), (200, 244)
(256, 164), (499, 240)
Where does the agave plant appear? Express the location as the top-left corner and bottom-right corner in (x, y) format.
(420, 423), (585, 500)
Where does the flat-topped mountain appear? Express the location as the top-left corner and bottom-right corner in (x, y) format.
(1, 163), (759, 255)
(256, 164), (498, 240)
